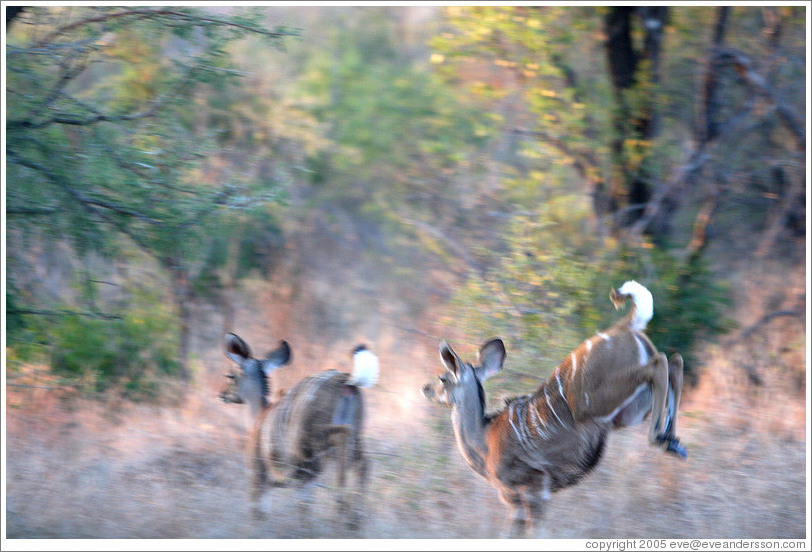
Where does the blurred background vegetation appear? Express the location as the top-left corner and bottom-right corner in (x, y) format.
(5, 5), (806, 397)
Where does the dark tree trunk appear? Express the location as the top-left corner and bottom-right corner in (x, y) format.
(603, 6), (669, 234)
(702, 7), (730, 144)
(605, 7), (637, 90)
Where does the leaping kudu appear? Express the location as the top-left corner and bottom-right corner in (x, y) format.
(423, 281), (686, 538)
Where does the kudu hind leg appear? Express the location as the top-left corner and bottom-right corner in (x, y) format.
(644, 352), (670, 447)
(664, 353), (683, 439)
(662, 353), (687, 459)
(644, 352), (687, 458)
(346, 454), (369, 533)
(247, 422), (270, 520)
(330, 428), (365, 532)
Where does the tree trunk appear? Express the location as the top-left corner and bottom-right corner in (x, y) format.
(603, 6), (669, 235)
(701, 7), (729, 144)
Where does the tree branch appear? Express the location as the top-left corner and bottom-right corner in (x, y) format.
(5, 207), (59, 216)
(729, 308), (804, 345)
(7, 148), (161, 257)
(7, 100), (162, 130)
(628, 150), (710, 236)
(7, 309), (122, 320)
(400, 216), (485, 276)
(755, 167), (804, 259)
(712, 47), (805, 150)
(512, 127), (601, 183)
(34, 8), (295, 48)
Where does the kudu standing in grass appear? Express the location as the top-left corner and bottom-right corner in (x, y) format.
(220, 333), (375, 530)
(423, 281), (686, 538)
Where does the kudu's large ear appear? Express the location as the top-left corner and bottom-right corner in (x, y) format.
(439, 340), (461, 380)
(262, 340), (292, 375)
(225, 333), (252, 366)
(477, 338), (506, 381)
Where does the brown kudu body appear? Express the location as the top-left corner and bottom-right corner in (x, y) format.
(423, 281), (686, 537)
(220, 333), (369, 532)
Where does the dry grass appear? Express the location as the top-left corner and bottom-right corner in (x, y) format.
(5, 347), (807, 541)
(4, 258), (808, 543)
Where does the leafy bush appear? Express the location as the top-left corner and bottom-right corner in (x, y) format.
(448, 196), (732, 389)
(49, 290), (182, 399)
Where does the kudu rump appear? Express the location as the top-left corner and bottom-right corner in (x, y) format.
(220, 333), (376, 530)
(423, 281), (686, 537)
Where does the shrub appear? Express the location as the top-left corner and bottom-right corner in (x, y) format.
(448, 198), (732, 389)
(49, 290), (182, 399)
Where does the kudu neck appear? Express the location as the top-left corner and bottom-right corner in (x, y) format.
(451, 384), (491, 477)
(247, 396), (269, 420)
(241, 370), (270, 420)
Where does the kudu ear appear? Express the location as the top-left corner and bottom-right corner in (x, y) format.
(262, 340), (292, 375)
(477, 338), (506, 381)
(225, 333), (252, 366)
(439, 340), (461, 379)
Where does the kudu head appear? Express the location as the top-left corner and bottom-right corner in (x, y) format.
(423, 338), (506, 409)
(220, 333), (292, 418)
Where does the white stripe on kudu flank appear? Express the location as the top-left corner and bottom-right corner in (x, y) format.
(529, 401), (549, 440)
(508, 402), (523, 443)
(570, 352), (578, 378)
(556, 372), (566, 402)
(633, 333), (649, 366)
(545, 388), (565, 427)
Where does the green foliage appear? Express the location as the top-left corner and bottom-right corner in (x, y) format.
(449, 193), (732, 389)
(49, 290), (181, 399)
(6, 6), (296, 385)
(191, 204), (285, 301)
(293, 8), (494, 203)
(6, 7), (296, 260)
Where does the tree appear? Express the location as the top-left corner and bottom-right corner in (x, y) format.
(432, 6), (805, 247)
(6, 7), (298, 380)
(426, 6), (807, 378)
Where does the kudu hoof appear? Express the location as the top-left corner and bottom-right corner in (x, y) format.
(657, 434), (688, 460)
(667, 439), (688, 459)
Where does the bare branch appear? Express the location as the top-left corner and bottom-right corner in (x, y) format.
(755, 167), (804, 259)
(400, 216), (485, 276)
(8, 100), (162, 130)
(712, 47), (805, 149)
(6, 207), (59, 216)
(628, 150), (710, 236)
(7, 148), (160, 255)
(34, 8), (295, 48)
(685, 188), (722, 259)
(729, 309), (805, 345)
(512, 127), (601, 183)
(7, 309), (122, 320)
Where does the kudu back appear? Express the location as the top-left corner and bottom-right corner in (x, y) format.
(423, 281), (686, 538)
(220, 333), (370, 530)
